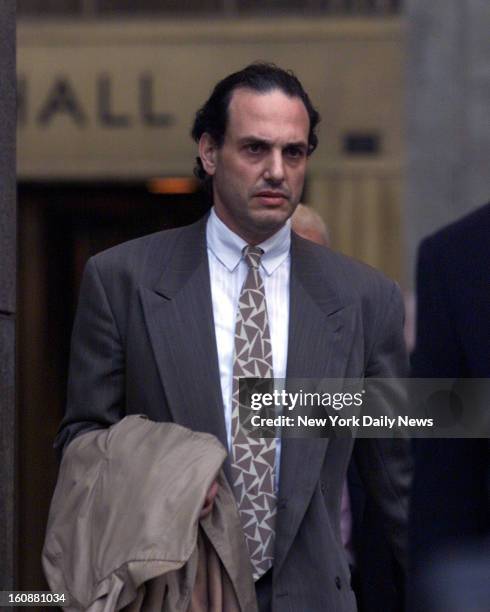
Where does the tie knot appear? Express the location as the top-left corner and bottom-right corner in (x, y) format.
(243, 245), (264, 270)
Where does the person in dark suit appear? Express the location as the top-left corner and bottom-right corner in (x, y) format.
(410, 202), (490, 610)
(292, 204), (408, 612)
(56, 63), (411, 611)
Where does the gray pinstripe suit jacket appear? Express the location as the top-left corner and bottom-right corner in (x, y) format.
(56, 214), (411, 612)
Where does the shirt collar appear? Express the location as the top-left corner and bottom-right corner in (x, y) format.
(206, 207), (291, 276)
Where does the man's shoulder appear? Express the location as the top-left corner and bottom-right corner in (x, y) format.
(419, 201), (490, 263)
(294, 237), (404, 366)
(88, 217), (206, 283)
(293, 233), (398, 304)
(93, 221), (198, 266)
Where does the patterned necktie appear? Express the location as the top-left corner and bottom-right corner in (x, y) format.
(230, 245), (277, 581)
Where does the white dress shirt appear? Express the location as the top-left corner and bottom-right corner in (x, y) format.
(206, 208), (290, 488)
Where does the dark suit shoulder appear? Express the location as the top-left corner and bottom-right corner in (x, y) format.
(293, 233), (398, 306)
(90, 223), (189, 274)
(414, 203), (490, 377)
(88, 217), (207, 290)
(418, 202), (489, 292)
(420, 201), (490, 263)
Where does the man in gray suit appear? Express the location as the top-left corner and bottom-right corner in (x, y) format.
(57, 63), (411, 611)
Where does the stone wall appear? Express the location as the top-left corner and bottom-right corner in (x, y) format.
(406, 0), (490, 278)
(0, 0), (16, 589)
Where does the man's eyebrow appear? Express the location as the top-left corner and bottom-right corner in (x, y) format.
(284, 141), (308, 150)
(238, 136), (308, 149)
(238, 136), (271, 145)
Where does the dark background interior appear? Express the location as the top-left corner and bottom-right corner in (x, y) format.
(17, 182), (209, 589)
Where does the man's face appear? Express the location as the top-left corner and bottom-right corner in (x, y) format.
(199, 87), (310, 244)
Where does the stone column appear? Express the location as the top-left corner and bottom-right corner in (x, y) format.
(405, 0), (490, 280)
(0, 0), (17, 589)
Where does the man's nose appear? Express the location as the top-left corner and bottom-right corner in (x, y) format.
(264, 150), (285, 183)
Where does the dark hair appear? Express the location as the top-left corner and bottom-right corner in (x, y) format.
(191, 62), (320, 181)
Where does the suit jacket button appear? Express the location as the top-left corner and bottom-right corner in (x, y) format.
(320, 482), (326, 493)
(278, 499), (288, 510)
(335, 576), (342, 590)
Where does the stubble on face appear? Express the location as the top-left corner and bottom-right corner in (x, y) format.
(210, 88), (310, 245)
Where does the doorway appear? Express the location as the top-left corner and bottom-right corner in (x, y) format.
(17, 181), (209, 590)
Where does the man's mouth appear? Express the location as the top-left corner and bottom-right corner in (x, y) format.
(255, 191), (288, 205)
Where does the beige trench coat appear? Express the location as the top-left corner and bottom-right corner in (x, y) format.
(43, 416), (257, 612)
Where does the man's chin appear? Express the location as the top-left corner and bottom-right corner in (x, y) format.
(245, 210), (292, 241)
(251, 205), (293, 226)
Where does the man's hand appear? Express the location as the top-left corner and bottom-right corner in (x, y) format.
(200, 480), (219, 518)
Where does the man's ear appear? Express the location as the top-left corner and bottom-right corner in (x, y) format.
(199, 133), (218, 176)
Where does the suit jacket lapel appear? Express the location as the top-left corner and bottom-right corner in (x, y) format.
(139, 217), (229, 456)
(274, 234), (356, 576)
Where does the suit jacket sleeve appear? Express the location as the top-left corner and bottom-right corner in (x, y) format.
(353, 282), (412, 591)
(55, 256), (126, 453)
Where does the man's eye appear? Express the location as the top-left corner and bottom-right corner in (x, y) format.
(246, 143), (265, 154)
(285, 147), (304, 158)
